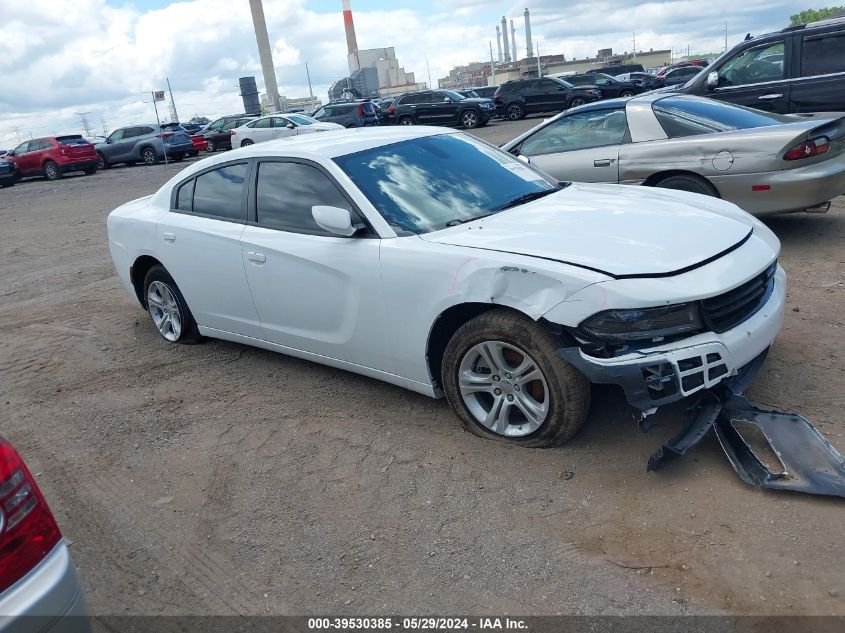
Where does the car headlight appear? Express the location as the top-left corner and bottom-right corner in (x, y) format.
(579, 303), (704, 342)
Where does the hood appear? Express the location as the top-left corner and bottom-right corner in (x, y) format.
(460, 97), (495, 105)
(309, 122), (344, 130)
(421, 183), (754, 278)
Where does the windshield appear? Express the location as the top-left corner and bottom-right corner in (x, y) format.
(333, 133), (559, 234)
(555, 78), (574, 88)
(442, 90), (465, 101)
(287, 114), (315, 125)
(653, 95), (788, 137)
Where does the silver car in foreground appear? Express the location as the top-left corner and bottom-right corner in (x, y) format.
(0, 437), (89, 633)
(502, 93), (845, 216)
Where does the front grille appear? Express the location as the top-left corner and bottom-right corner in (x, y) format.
(701, 262), (777, 333)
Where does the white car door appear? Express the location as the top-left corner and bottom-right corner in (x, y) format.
(270, 116), (298, 140)
(247, 117), (275, 144)
(239, 159), (393, 372)
(156, 160), (263, 338)
(516, 108), (628, 183)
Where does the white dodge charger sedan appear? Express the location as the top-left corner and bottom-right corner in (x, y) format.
(107, 127), (785, 446)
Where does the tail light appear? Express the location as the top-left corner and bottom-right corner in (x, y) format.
(229, 130), (236, 136)
(358, 103), (365, 117)
(156, 132), (175, 139)
(388, 104), (395, 114)
(0, 437), (62, 593)
(493, 89), (501, 100)
(783, 136), (830, 161)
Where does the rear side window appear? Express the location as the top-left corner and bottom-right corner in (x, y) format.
(192, 163), (247, 220)
(255, 162), (354, 235)
(653, 96), (786, 137)
(801, 31), (845, 76)
(361, 102), (375, 114)
(176, 179), (194, 211)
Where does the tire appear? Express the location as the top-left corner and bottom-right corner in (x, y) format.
(619, 90), (635, 98)
(397, 116), (414, 126)
(141, 147), (158, 166)
(83, 166), (97, 175)
(187, 151), (198, 157)
(345, 123), (359, 128)
(461, 110), (480, 129)
(240, 139), (254, 147)
(442, 309), (590, 447)
(505, 103), (525, 121)
(96, 152), (108, 170)
(568, 97), (588, 108)
(654, 173), (719, 197)
(143, 265), (202, 344)
(173, 153), (185, 162)
(43, 160), (61, 181)
(206, 139), (216, 152)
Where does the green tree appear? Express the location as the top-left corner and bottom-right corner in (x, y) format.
(790, 6), (845, 25)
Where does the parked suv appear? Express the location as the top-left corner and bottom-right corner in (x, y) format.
(587, 64), (645, 76)
(672, 15), (845, 112)
(7, 136), (98, 181)
(566, 73), (644, 98)
(391, 90), (495, 129)
(311, 100), (380, 127)
(457, 86), (499, 99)
(203, 116), (256, 152)
(95, 124), (194, 169)
(494, 77), (602, 120)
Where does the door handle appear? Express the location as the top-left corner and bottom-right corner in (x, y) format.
(594, 159), (615, 167)
(162, 232), (176, 242)
(758, 93), (784, 101)
(247, 251), (266, 263)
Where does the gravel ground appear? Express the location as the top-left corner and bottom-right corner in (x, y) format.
(0, 120), (843, 616)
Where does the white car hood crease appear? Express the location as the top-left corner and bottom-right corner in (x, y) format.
(421, 183), (755, 277)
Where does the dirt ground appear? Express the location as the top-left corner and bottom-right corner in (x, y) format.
(0, 121), (843, 616)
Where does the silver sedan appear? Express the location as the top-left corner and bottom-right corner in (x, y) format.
(502, 93), (845, 216)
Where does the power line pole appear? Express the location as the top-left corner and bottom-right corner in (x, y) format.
(536, 40), (542, 77)
(489, 41), (496, 84)
(167, 77), (179, 122)
(426, 57), (432, 90)
(632, 32), (637, 60)
(76, 112), (92, 137)
(100, 117), (109, 137)
(305, 61), (314, 101)
(725, 22), (728, 51)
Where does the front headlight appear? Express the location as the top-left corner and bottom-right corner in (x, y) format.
(579, 303), (704, 342)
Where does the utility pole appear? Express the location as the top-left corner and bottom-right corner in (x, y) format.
(426, 57), (432, 90)
(76, 112), (92, 137)
(536, 41), (541, 77)
(632, 32), (637, 60)
(305, 61), (314, 101)
(725, 22), (728, 51)
(166, 77), (179, 123)
(489, 41), (496, 83)
(100, 117), (109, 137)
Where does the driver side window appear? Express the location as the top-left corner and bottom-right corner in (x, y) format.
(108, 129), (125, 142)
(520, 109), (628, 156)
(12, 142), (29, 154)
(719, 41), (784, 87)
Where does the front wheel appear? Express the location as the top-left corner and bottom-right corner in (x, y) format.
(461, 110), (480, 129)
(442, 309), (590, 447)
(141, 147), (158, 166)
(43, 160), (61, 181)
(619, 90), (635, 98)
(143, 266), (201, 344)
(96, 152), (108, 170)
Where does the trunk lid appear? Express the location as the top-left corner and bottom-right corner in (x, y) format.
(56, 135), (96, 159)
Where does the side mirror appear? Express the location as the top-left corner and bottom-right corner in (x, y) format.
(286, 123), (295, 129)
(312, 205), (357, 237)
(517, 154), (531, 165)
(707, 71), (719, 88)
(443, 97), (451, 102)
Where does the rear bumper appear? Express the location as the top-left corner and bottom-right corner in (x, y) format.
(711, 152), (845, 216)
(55, 160), (97, 173)
(0, 542), (90, 633)
(162, 142), (194, 154)
(558, 266), (786, 413)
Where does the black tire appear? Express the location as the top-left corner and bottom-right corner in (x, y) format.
(83, 166), (98, 175)
(96, 152), (109, 170)
(619, 90), (636, 98)
(460, 110), (481, 129)
(568, 97), (588, 108)
(397, 116), (415, 126)
(654, 173), (719, 197)
(173, 153), (185, 162)
(143, 265), (202, 344)
(141, 147), (158, 166)
(240, 139), (254, 147)
(345, 123), (359, 128)
(206, 139), (216, 152)
(43, 160), (61, 181)
(505, 103), (525, 121)
(442, 309), (590, 447)
(187, 151), (198, 157)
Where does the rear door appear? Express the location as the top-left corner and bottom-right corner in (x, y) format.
(705, 38), (792, 113)
(413, 93), (438, 123)
(249, 118), (274, 143)
(516, 108), (627, 182)
(791, 28), (845, 112)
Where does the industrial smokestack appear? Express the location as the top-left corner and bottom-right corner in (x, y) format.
(247, 0), (281, 112)
(342, 0), (360, 72)
(496, 25), (503, 63)
(510, 19), (517, 62)
(501, 16), (510, 62)
(524, 8), (533, 58)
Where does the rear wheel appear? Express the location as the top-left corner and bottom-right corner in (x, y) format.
(568, 97), (588, 108)
(96, 152), (108, 170)
(397, 116), (414, 126)
(654, 173), (719, 197)
(461, 110), (480, 129)
(83, 166), (97, 175)
(240, 139), (254, 147)
(506, 103), (524, 121)
(143, 266), (201, 344)
(442, 309), (590, 447)
(206, 139), (216, 152)
(141, 147), (158, 166)
(43, 161), (61, 181)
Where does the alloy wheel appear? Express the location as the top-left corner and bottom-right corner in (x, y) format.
(142, 148), (157, 165)
(399, 118), (414, 126)
(462, 112), (478, 128)
(44, 162), (58, 180)
(147, 281), (182, 342)
(506, 105), (522, 121)
(96, 154), (106, 170)
(457, 341), (549, 437)
(570, 98), (586, 107)
(207, 140), (216, 152)
(241, 139), (254, 146)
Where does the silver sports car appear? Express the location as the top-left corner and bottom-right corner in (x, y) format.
(501, 93), (845, 216)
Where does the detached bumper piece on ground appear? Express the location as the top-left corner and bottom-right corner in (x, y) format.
(647, 380), (845, 499)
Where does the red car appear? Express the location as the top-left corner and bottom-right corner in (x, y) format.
(8, 136), (98, 181)
(188, 134), (208, 156)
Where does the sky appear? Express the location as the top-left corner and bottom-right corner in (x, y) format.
(0, 0), (833, 148)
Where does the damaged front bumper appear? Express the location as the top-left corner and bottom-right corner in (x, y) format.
(556, 265), (786, 414)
